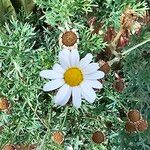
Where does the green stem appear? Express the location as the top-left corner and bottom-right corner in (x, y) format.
(123, 38), (150, 56)
(27, 101), (49, 130)
(60, 106), (69, 129)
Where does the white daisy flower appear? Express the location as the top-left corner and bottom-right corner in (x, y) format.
(58, 23), (79, 50)
(40, 50), (105, 108)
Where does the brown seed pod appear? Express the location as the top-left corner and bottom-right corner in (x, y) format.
(92, 131), (105, 144)
(52, 131), (64, 144)
(137, 120), (148, 132)
(28, 144), (37, 150)
(3, 144), (15, 150)
(96, 47), (112, 62)
(0, 98), (9, 110)
(18, 144), (36, 150)
(87, 16), (96, 27)
(104, 26), (116, 43)
(113, 79), (125, 92)
(127, 110), (141, 122)
(0, 126), (4, 133)
(125, 121), (137, 133)
(62, 31), (77, 46)
(99, 61), (111, 74)
(117, 36), (129, 48)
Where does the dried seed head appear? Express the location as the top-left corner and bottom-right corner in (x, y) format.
(87, 16), (96, 27)
(137, 120), (148, 132)
(0, 126), (4, 133)
(62, 31), (77, 47)
(3, 144), (15, 150)
(127, 110), (141, 122)
(92, 131), (105, 144)
(125, 121), (137, 133)
(104, 27), (116, 43)
(113, 79), (125, 92)
(99, 61), (111, 74)
(121, 7), (137, 31)
(96, 47), (112, 62)
(117, 36), (129, 48)
(52, 131), (64, 144)
(0, 98), (9, 110)
(29, 144), (37, 150)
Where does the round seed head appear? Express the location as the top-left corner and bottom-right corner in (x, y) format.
(125, 121), (137, 133)
(52, 131), (64, 144)
(92, 131), (105, 144)
(127, 110), (141, 122)
(62, 31), (77, 47)
(113, 79), (124, 92)
(3, 144), (15, 150)
(137, 120), (148, 132)
(0, 98), (9, 110)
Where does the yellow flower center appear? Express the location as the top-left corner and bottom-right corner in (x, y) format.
(64, 67), (83, 87)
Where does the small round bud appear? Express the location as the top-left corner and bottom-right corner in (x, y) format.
(92, 131), (105, 144)
(52, 131), (64, 144)
(0, 98), (9, 110)
(127, 110), (141, 122)
(137, 120), (148, 132)
(125, 121), (137, 133)
(113, 79), (125, 92)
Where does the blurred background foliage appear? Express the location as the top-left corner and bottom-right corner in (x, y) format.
(0, 0), (150, 150)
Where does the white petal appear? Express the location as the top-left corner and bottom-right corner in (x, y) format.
(72, 86), (81, 108)
(52, 63), (65, 74)
(70, 49), (80, 66)
(58, 50), (70, 69)
(79, 53), (93, 68)
(40, 70), (63, 79)
(80, 82), (96, 103)
(55, 84), (72, 106)
(84, 71), (105, 80)
(83, 63), (99, 74)
(43, 79), (65, 91)
(85, 80), (103, 89)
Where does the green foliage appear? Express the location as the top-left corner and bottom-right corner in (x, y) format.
(0, 0), (34, 23)
(36, 0), (95, 27)
(0, 0), (16, 21)
(10, 0), (35, 12)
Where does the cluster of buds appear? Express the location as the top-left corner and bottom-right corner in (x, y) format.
(125, 110), (148, 133)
